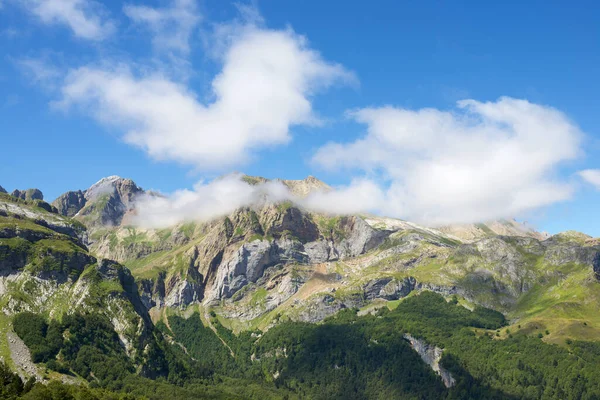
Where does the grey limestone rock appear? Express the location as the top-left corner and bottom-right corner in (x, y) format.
(52, 190), (87, 217)
(404, 334), (456, 388)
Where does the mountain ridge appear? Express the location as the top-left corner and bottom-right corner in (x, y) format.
(1, 176), (600, 399)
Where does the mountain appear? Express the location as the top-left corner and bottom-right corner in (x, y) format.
(52, 175), (143, 227)
(1, 175), (600, 399)
(47, 175), (599, 343)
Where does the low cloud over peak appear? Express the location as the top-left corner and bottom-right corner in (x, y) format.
(132, 174), (380, 229)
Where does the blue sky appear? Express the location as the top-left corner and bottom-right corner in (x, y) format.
(1, 0), (599, 235)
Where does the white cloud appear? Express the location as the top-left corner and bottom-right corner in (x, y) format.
(578, 169), (600, 189)
(57, 20), (354, 169)
(133, 174), (382, 228)
(301, 179), (384, 215)
(23, 0), (114, 40)
(313, 97), (583, 225)
(124, 0), (200, 55)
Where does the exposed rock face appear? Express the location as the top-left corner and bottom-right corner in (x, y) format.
(542, 238), (600, 267)
(261, 205), (320, 243)
(304, 240), (337, 263)
(364, 277), (417, 300)
(10, 189), (43, 201)
(295, 293), (363, 323)
(202, 211), (394, 303)
(0, 185), (6, 194)
(211, 239), (308, 300)
(336, 216), (389, 258)
(404, 334), (455, 388)
(163, 267), (204, 308)
(52, 190), (86, 217)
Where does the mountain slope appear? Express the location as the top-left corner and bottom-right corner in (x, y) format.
(2, 176), (600, 399)
(0, 193), (166, 380)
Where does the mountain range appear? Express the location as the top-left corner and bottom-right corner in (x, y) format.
(1, 175), (599, 399)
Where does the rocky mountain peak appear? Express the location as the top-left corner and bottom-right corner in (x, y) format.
(79, 176), (143, 227)
(51, 176), (144, 228)
(10, 188), (43, 201)
(0, 185), (6, 194)
(85, 176), (141, 203)
(278, 176), (330, 197)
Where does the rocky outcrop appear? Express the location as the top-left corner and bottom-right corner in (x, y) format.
(335, 216), (389, 258)
(52, 190), (86, 217)
(304, 240), (337, 263)
(10, 189), (43, 201)
(164, 266), (204, 308)
(363, 277), (417, 300)
(261, 205), (320, 243)
(404, 334), (455, 388)
(542, 236), (600, 267)
(294, 293), (363, 323)
(0, 185), (6, 194)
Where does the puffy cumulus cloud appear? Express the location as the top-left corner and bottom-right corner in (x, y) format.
(57, 20), (354, 169)
(22, 0), (114, 40)
(123, 0), (201, 55)
(313, 97), (583, 225)
(578, 169), (600, 189)
(132, 174), (378, 228)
